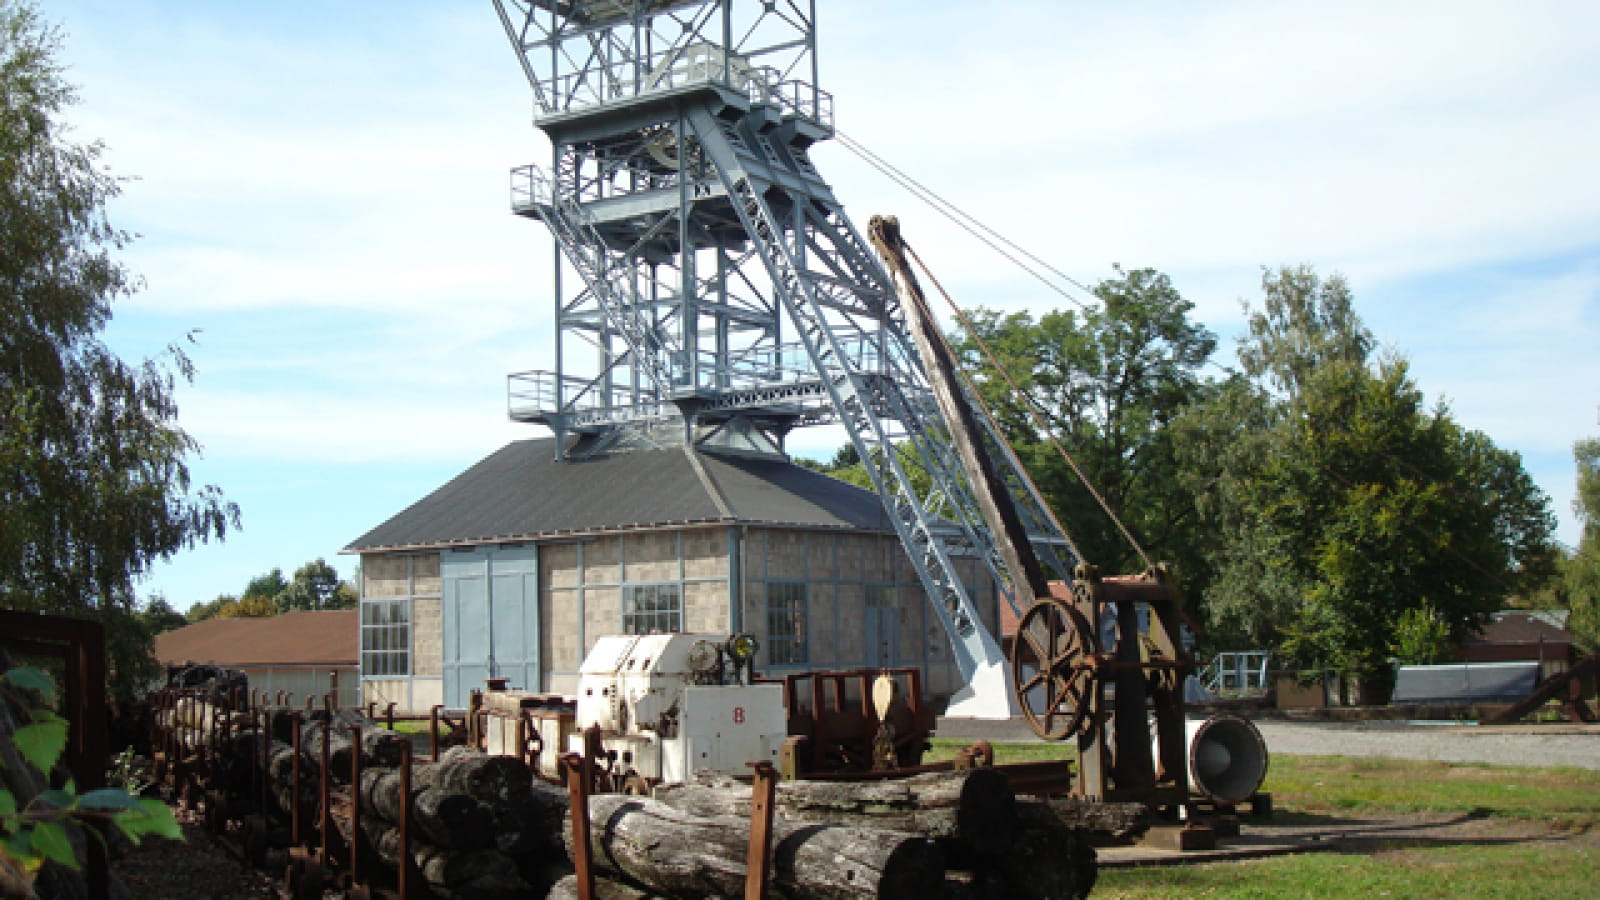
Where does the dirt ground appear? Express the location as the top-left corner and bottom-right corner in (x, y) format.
(112, 812), (279, 900)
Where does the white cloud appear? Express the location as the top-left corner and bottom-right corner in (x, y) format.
(178, 385), (542, 465)
(42, 0), (1600, 598)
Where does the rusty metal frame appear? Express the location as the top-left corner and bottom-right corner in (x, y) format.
(0, 609), (109, 792)
(564, 753), (596, 900)
(745, 761), (777, 899)
(0, 610), (110, 900)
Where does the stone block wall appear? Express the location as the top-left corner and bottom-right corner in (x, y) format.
(358, 551), (444, 711)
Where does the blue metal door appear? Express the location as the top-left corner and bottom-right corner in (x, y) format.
(491, 552), (540, 694)
(442, 545), (540, 709)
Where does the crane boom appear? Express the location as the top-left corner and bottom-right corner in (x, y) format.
(867, 215), (1055, 610)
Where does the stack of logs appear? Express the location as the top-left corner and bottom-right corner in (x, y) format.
(166, 697), (1132, 899)
(346, 746), (572, 897)
(549, 767), (1122, 900)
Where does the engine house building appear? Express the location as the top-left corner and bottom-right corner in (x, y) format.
(346, 436), (999, 713)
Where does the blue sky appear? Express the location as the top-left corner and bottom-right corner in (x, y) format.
(43, 0), (1600, 611)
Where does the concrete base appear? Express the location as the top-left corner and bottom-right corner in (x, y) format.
(1137, 824), (1217, 852)
(942, 661), (1020, 719)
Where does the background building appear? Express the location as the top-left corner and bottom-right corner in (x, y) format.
(154, 610), (359, 708)
(346, 437), (998, 713)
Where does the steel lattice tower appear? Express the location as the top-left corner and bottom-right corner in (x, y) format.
(493, 0), (1075, 714)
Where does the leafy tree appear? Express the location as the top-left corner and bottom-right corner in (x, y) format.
(1566, 433), (1600, 651)
(1237, 265), (1374, 398)
(184, 594), (234, 623)
(951, 267), (1217, 577)
(0, 1), (237, 698)
(241, 568), (288, 609)
(214, 594), (276, 618)
(136, 593), (187, 636)
(1391, 601), (1452, 665)
(277, 558), (354, 611)
(1192, 268), (1554, 693)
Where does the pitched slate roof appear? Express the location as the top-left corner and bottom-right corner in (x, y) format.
(344, 438), (893, 552)
(154, 610), (358, 668)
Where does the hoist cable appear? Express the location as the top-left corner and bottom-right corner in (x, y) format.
(835, 131), (1097, 314)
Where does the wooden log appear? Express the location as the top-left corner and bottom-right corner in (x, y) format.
(653, 767), (1017, 854)
(301, 713), (406, 778)
(546, 872), (666, 900)
(419, 747), (533, 807)
(356, 766), (497, 850)
(573, 793), (944, 900)
(1013, 795), (1150, 840)
(492, 779), (568, 856)
(218, 729), (271, 794)
(365, 820), (534, 897)
(266, 741), (319, 818)
(992, 826), (1097, 900)
(171, 696), (209, 729)
(414, 784), (497, 850)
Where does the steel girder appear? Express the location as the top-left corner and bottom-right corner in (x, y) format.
(493, 0), (1076, 713)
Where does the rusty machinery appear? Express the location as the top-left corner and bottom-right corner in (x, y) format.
(867, 217), (1266, 825)
(1011, 568), (1194, 808)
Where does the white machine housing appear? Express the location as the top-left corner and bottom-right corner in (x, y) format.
(572, 633), (786, 784)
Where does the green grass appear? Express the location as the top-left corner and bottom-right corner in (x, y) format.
(1094, 842), (1600, 899)
(927, 737), (1078, 765)
(930, 740), (1600, 828)
(929, 740), (1600, 897)
(378, 719), (434, 736)
(1264, 755), (1600, 829)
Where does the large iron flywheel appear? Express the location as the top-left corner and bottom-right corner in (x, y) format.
(1010, 597), (1099, 740)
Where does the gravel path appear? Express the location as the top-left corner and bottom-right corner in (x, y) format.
(1252, 720), (1600, 770)
(935, 716), (1600, 770)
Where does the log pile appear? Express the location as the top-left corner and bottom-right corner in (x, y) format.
(153, 696), (253, 753)
(572, 793), (945, 900)
(184, 701), (1104, 899)
(335, 746), (571, 898)
(649, 768), (1098, 899)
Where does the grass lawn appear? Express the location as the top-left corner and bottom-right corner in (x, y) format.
(377, 718), (434, 736)
(1093, 843), (1600, 899)
(927, 739), (1600, 898)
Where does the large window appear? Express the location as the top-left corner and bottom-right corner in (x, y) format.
(361, 596), (409, 676)
(623, 583), (682, 634)
(766, 582), (808, 665)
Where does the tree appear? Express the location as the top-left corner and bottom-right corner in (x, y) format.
(241, 568), (288, 609)
(1391, 601), (1452, 665)
(214, 594), (276, 618)
(951, 267), (1217, 577)
(137, 592), (187, 636)
(1566, 432), (1600, 651)
(185, 594), (233, 623)
(0, 1), (238, 697)
(1236, 265), (1374, 398)
(1192, 268), (1554, 693)
(278, 558), (355, 611)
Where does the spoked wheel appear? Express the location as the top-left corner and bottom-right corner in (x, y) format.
(1011, 598), (1098, 740)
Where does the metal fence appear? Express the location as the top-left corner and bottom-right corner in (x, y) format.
(1201, 651), (1271, 695)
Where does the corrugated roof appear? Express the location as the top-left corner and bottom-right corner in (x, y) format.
(344, 438), (893, 552)
(154, 610), (358, 668)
